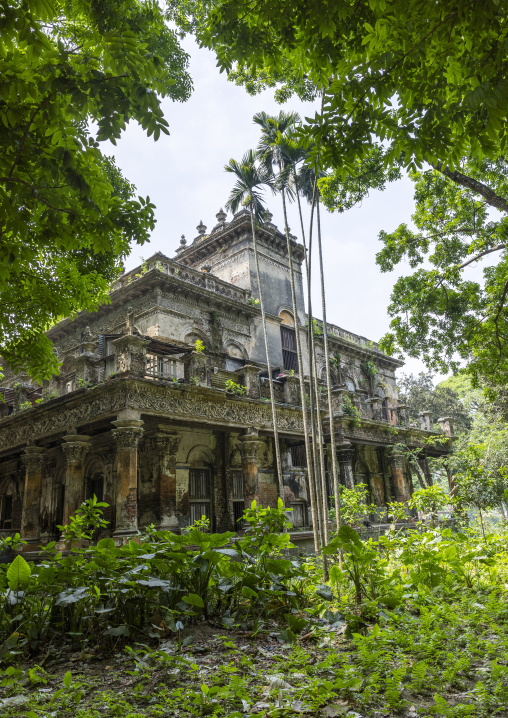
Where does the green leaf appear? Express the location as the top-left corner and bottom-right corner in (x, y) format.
(63, 671), (72, 689)
(7, 555), (31, 591)
(183, 593), (204, 608)
(315, 585), (334, 601)
(241, 586), (259, 599)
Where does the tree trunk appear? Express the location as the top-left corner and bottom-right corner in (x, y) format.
(281, 187), (320, 553)
(249, 207), (284, 503)
(316, 199), (341, 534)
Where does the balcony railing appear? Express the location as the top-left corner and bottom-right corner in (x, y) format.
(145, 355), (185, 381)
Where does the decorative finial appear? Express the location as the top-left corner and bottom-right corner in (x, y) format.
(264, 210), (273, 223)
(197, 220), (207, 236)
(216, 208), (227, 224)
(180, 234), (187, 246)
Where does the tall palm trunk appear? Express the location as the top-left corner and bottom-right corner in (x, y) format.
(248, 206), (284, 503)
(305, 185), (330, 576)
(280, 186), (320, 553)
(294, 170), (328, 553)
(316, 199), (341, 533)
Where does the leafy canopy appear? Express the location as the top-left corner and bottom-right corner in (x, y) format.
(398, 372), (473, 434)
(0, 0), (191, 379)
(179, 0), (508, 174)
(375, 158), (508, 386)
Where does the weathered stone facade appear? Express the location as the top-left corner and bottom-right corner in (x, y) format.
(0, 209), (451, 546)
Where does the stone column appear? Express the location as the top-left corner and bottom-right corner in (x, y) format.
(61, 434), (91, 525)
(21, 446), (45, 543)
(367, 397), (382, 421)
(185, 351), (209, 387)
(75, 326), (99, 385)
(239, 428), (263, 504)
(330, 386), (347, 414)
(370, 472), (386, 506)
(112, 334), (150, 377)
(398, 405), (409, 427)
(437, 416), (455, 437)
(240, 365), (260, 399)
(150, 428), (181, 530)
(112, 419), (144, 536)
(337, 441), (355, 490)
(13, 380), (34, 414)
(283, 375), (300, 405)
(419, 410), (433, 431)
(388, 449), (408, 502)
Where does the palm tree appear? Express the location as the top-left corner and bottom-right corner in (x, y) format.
(224, 150), (284, 504)
(254, 114), (321, 553)
(296, 162), (342, 539)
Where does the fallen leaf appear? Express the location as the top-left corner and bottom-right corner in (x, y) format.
(251, 701), (270, 713)
(322, 705), (348, 717)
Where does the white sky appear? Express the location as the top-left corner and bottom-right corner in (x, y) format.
(107, 36), (431, 379)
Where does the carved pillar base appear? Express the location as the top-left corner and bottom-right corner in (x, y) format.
(21, 447), (45, 543)
(112, 419), (144, 536)
(337, 441), (355, 490)
(62, 434), (90, 525)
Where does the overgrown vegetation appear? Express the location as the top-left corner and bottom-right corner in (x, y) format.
(2, 497), (508, 716)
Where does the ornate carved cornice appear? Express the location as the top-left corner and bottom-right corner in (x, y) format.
(0, 384), (126, 452)
(0, 377), (308, 455)
(125, 382), (305, 435)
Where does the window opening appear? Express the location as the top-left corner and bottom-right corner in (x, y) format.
(231, 469), (245, 526)
(189, 468), (211, 525)
(0, 494), (13, 529)
(280, 326), (298, 373)
(289, 444), (307, 468)
(88, 474), (104, 501)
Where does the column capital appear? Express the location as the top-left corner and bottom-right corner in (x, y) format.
(147, 430), (181, 457)
(112, 419), (144, 450)
(336, 441), (354, 463)
(239, 428), (263, 462)
(61, 434), (90, 467)
(388, 447), (405, 470)
(22, 446), (45, 472)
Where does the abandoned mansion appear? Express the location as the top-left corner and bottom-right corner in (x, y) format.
(0, 209), (453, 546)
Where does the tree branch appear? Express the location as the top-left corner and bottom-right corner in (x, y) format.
(433, 162), (508, 214)
(9, 96), (51, 178)
(457, 243), (506, 270)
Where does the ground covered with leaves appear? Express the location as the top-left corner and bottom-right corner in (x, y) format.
(1, 500), (508, 717)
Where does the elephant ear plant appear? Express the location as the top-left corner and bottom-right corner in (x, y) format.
(0, 497), (310, 663)
(324, 526), (392, 608)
